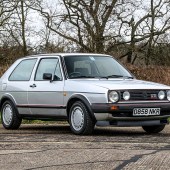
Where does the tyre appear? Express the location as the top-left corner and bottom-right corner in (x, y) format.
(69, 101), (95, 135)
(142, 125), (165, 134)
(1, 100), (22, 129)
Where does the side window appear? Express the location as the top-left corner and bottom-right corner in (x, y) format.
(35, 58), (62, 81)
(54, 62), (62, 80)
(9, 59), (37, 81)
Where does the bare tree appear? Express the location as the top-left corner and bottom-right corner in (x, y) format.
(145, 0), (170, 65)
(0, 0), (18, 28)
(118, 0), (170, 64)
(2, 0), (170, 65)
(27, 0), (122, 53)
(4, 0), (33, 56)
(0, 0), (19, 47)
(20, 0), (28, 56)
(37, 25), (66, 53)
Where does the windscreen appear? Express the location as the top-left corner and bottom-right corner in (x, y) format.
(64, 55), (133, 79)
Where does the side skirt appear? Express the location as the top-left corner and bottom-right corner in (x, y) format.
(20, 114), (68, 121)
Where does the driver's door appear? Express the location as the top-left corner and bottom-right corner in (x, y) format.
(27, 57), (66, 117)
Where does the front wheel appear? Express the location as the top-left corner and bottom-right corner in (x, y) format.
(142, 125), (165, 133)
(1, 100), (22, 129)
(69, 101), (95, 135)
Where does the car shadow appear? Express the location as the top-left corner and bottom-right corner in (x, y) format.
(17, 123), (170, 137)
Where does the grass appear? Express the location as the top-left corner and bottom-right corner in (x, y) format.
(167, 117), (170, 123)
(22, 119), (45, 124)
(22, 119), (67, 124)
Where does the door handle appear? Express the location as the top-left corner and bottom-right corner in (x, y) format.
(30, 84), (36, 88)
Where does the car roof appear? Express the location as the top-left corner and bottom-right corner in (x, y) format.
(22, 53), (111, 59)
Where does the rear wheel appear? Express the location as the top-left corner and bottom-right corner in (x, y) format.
(142, 125), (165, 133)
(1, 100), (22, 129)
(69, 101), (95, 135)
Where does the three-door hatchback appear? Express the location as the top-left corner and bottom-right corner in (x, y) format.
(0, 53), (170, 135)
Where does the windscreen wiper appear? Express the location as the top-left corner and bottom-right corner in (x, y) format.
(123, 76), (134, 79)
(99, 75), (134, 79)
(70, 75), (96, 79)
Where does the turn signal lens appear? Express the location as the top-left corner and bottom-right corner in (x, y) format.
(167, 91), (170, 101)
(110, 106), (118, 110)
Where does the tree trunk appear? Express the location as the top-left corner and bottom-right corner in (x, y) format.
(21, 0), (28, 56)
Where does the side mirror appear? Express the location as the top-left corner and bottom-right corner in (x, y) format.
(43, 73), (52, 81)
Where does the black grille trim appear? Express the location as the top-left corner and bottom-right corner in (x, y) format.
(120, 90), (166, 101)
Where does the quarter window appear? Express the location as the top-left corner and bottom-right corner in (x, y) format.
(35, 58), (62, 81)
(9, 59), (37, 81)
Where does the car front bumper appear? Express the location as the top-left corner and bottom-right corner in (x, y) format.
(91, 102), (170, 126)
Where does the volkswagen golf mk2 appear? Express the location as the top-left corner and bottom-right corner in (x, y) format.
(0, 53), (170, 135)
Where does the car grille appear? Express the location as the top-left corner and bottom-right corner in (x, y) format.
(120, 90), (164, 101)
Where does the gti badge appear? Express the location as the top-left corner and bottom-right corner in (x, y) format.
(151, 94), (157, 99)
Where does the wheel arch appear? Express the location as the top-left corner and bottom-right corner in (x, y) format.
(66, 94), (96, 122)
(0, 94), (22, 129)
(0, 94), (17, 109)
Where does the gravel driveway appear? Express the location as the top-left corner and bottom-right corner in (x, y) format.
(0, 123), (170, 170)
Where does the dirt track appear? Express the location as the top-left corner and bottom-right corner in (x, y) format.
(0, 123), (170, 170)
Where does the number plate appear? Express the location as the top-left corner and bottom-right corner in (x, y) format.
(133, 108), (160, 116)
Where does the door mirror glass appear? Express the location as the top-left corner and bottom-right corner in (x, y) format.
(43, 73), (52, 81)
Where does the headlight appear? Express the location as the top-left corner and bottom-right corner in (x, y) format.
(158, 91), (165, 100)
(109, 91), (119, 103)
(167, 91), (170, 101)
(123, 91), (130, 100)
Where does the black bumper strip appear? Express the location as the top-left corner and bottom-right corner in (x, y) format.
(17, 104), (66, 109)
(91, 102), (170, 113)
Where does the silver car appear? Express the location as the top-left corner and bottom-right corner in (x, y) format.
(0, 53), (170, 135)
